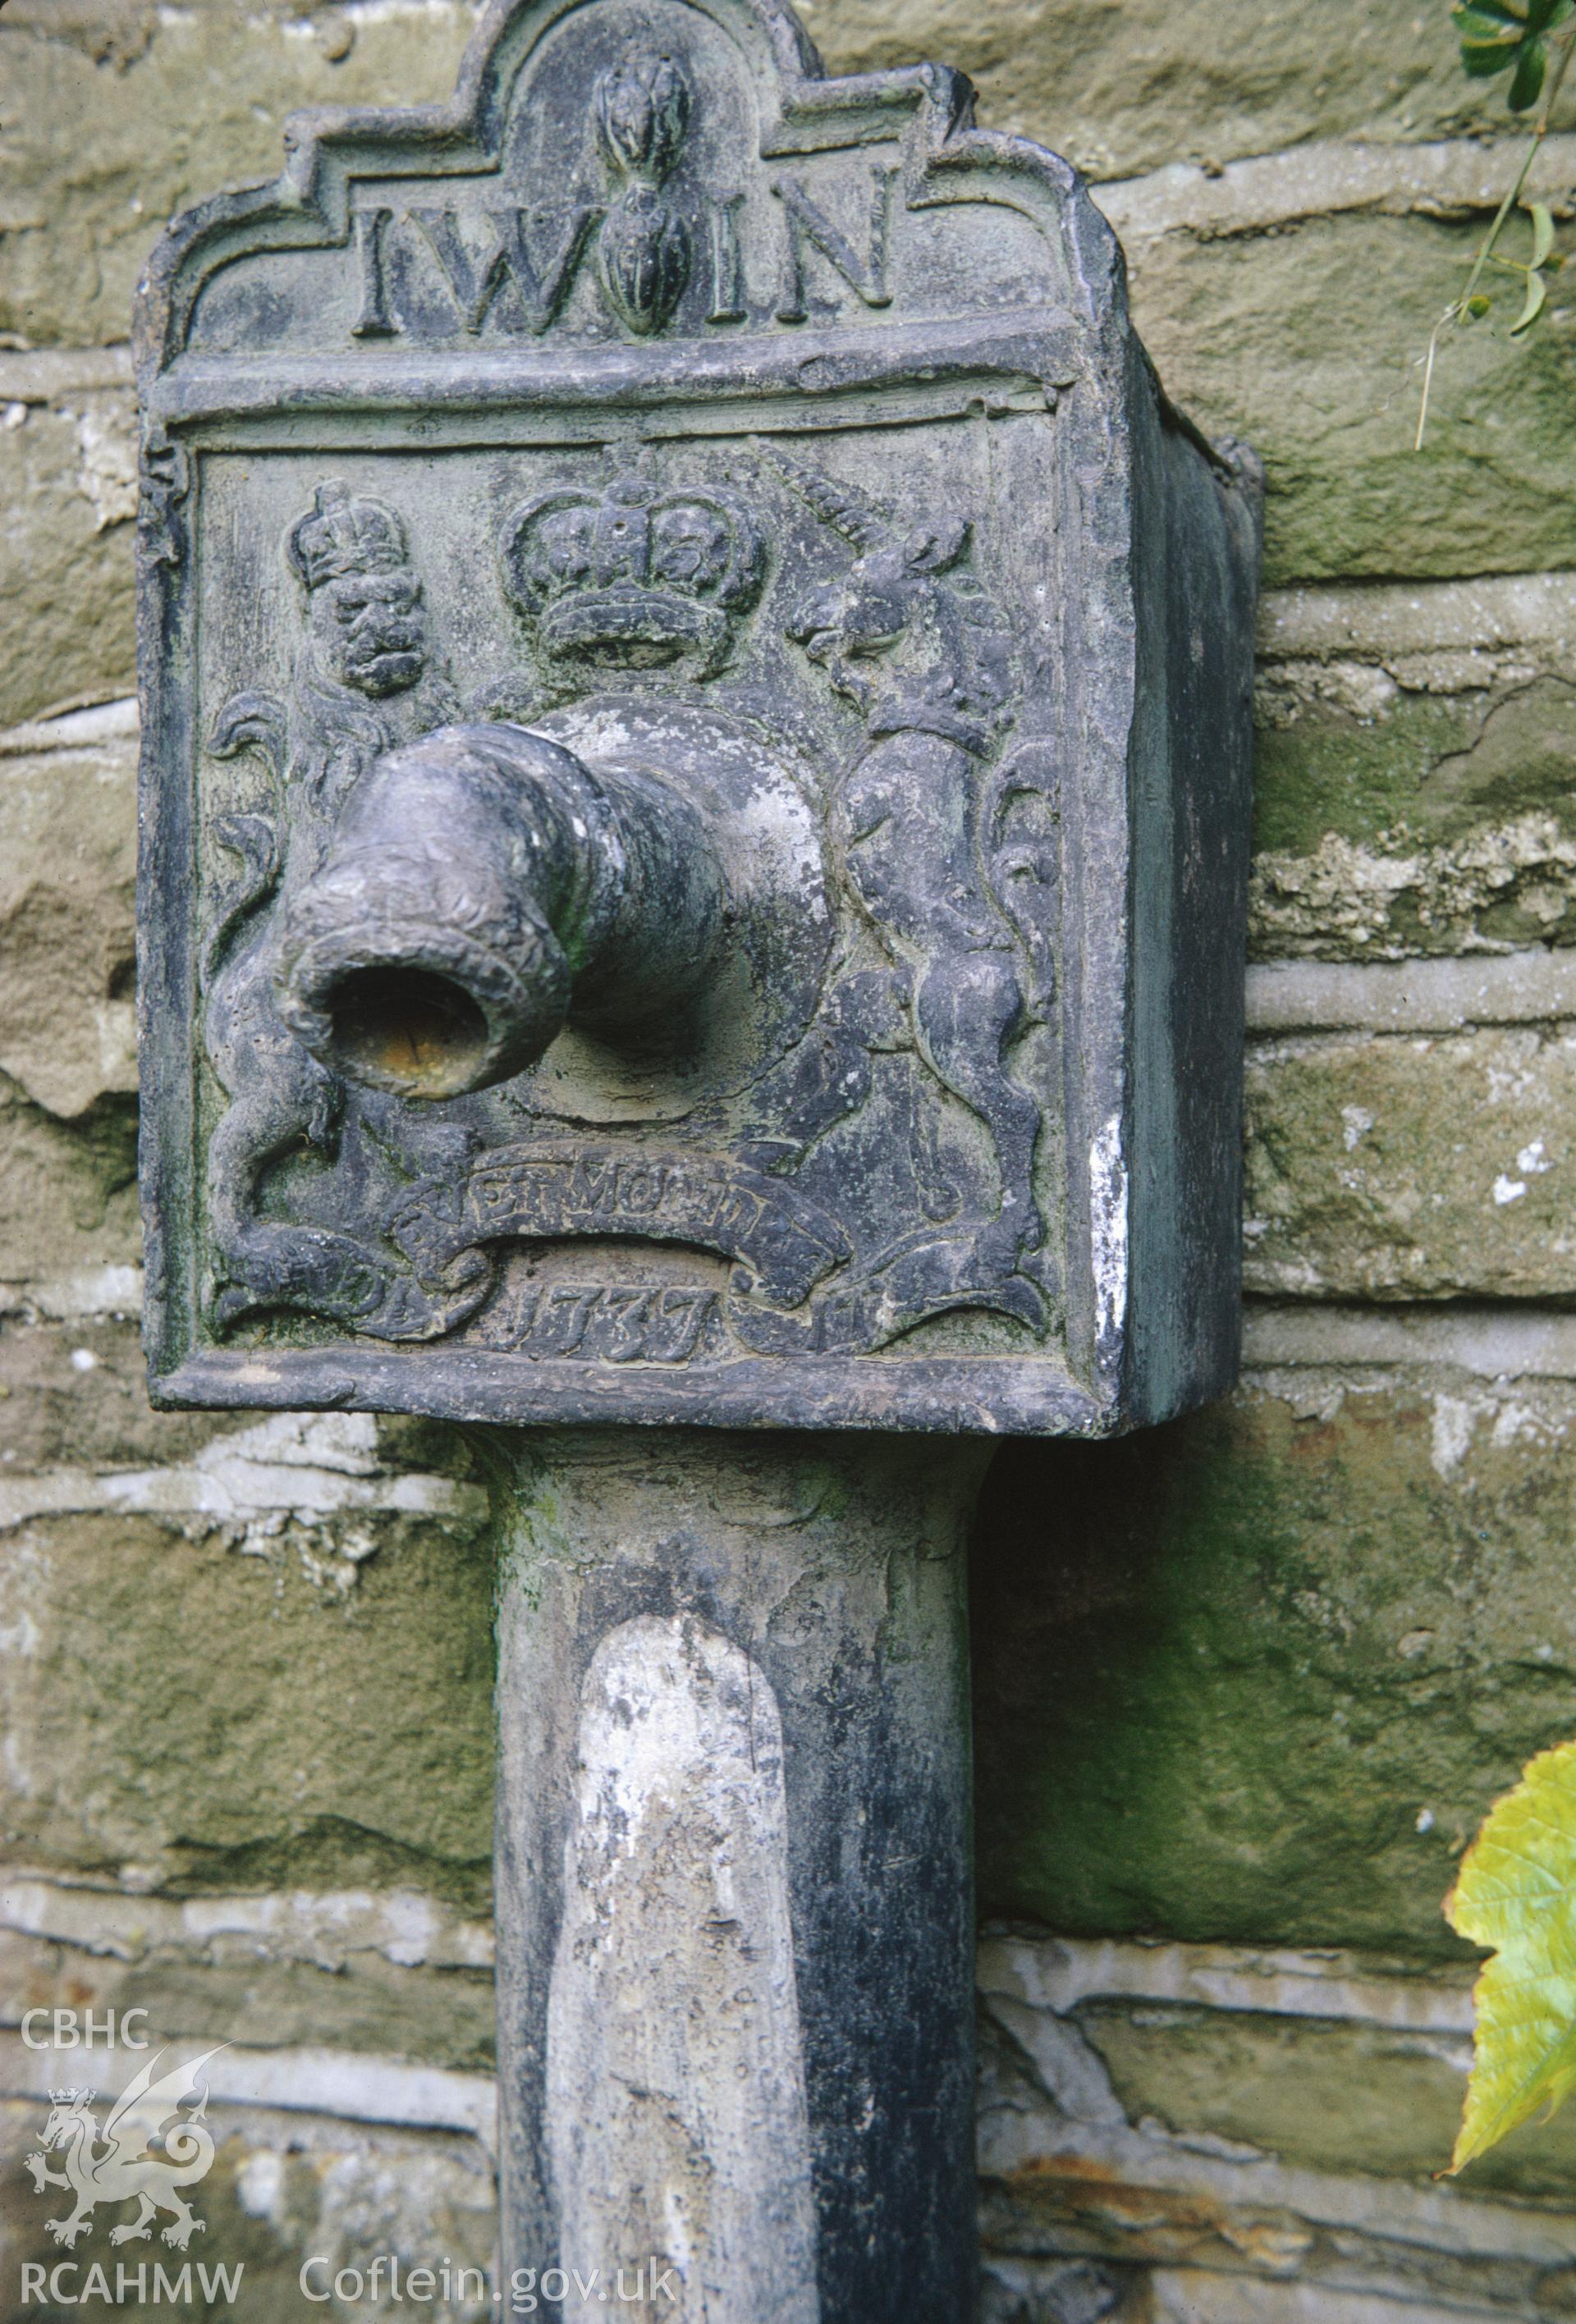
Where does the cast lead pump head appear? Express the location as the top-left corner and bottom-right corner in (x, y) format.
(135, 0), (1259, 1433)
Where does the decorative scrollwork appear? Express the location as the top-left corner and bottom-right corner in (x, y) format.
(138, 430), (190, 570)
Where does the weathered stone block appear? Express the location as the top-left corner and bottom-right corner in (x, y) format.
(0, 1), (476, 349)
(1123, 213), (1576, 587)
(1, 1924), (496, 2070)
(1081, 2001), (1465, 2183)
(1256, 680), (1576, 867)
(981, 2253), (1140, 2324)
(812, 0), (1478, 182)
(0, 1420), (492, 1892)
(0, 1074), (138, 1288)
(0, 399), (135, 727)
(1244, 1027), (1576, 1299)
(0, 1320), (223, 1473)
(0, 1864), (497, 2076)
(0, 702), (138, 1113)
(972, 1375), (1576, 1956)
(1248, 574), (1576, 958)
(1074, 1994), (1576, 2203)
(1256, 818), (1504, 972)
(1251, 819), (1576, 965)
(0, 2101), (497, 2323)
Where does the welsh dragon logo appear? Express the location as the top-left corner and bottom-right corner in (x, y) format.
(25, 2047), (223, 2249)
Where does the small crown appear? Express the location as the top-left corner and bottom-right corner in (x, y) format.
(287, 479), (410, 593)
(497, 473), (764, 675)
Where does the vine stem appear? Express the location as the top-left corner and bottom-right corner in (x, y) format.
(1415, 20), (1576, 451)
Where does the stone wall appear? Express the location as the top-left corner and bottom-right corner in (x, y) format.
(3, 2), (1576, 2317)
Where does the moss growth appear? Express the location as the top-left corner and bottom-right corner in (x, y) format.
(972, 1384), (1576, 1958)
(0, 1507), (496, 1883)
(1254, 679), (1576, 861)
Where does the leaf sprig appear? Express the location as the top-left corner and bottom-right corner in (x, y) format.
(1455, 0), (1574, 112)
(1415, 1), (1575, 446)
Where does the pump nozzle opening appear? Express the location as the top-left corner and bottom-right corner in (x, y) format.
(323, 966), (491, 1098)
(273, 724), (724, 1102)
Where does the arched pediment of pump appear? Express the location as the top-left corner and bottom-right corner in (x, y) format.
(142, 0), (1112, 368)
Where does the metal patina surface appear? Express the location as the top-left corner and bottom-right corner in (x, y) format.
(491, 1425), (987, 2317)
(135, 0), (1259, 1434)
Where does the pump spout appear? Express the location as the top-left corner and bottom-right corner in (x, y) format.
(273, 722), (725, 1100)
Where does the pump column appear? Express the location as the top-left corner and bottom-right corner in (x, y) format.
(486, 1426), (989, 2322)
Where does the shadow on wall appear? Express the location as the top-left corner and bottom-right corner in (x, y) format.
(968, 1383), (1576, 1961)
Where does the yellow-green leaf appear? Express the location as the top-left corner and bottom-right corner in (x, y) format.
(1528, 200), (1557, 268)
(1445, 1737), (1576, 2171)
(1512, 269), (1549, 332)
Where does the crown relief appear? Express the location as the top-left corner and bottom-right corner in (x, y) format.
(286, 479), (411, 590)
(498, 469), (766, 675)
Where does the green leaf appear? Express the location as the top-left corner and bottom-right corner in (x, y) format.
(1466, 291), (1495, 315)
(1445, 1738), (1576, 2171)
(1456, 20), (1523, 66)
(1510, 34), (1549, 107)
(1455, 1), (1526, 33)
(1454, 0), (1572, 89)
(1529, 200), (1557, 265)
(1512, 268), (1549, 329)
(1455, 1), (1526, 69)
